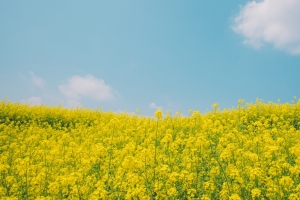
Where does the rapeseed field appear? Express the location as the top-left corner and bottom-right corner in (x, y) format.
(0, 98), (300, 199)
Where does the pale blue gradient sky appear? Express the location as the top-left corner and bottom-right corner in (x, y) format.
(1, 0), (300, 116)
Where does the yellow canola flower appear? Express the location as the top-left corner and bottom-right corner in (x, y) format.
(251, 188), (261, 199)
(280, 176), (294, 189)
(154, 109), (163, 119)
(0, 98), (299, 199)
(229, 194), (242, 200)
(213, 103), (218, 108)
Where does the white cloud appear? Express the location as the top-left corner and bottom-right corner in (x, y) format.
(21, 96), (42, 105)
(59, 75), (115, 106)
(232, 0), (300, 54)
(29, 71), (45, 88)
(149, 102), (163, 110)
(65, 99), (82, 108)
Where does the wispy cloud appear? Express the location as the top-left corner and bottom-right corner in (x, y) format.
(21, 96), (42, 105)
(29, 71), (45, 88)
(232, 0), (300, 55)
(149, 102), (163, 110)
(65, 99), (82, 108)
(59, 75), (116, 107)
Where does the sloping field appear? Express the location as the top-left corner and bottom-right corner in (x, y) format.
(0, 99), (300, 199)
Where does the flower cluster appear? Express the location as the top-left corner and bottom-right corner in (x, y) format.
(0, 98), (300, 199)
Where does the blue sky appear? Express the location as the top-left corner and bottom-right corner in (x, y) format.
(1, 0), (300, 116)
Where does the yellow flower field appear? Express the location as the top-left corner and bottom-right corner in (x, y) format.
(0, 98), (300, 199)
